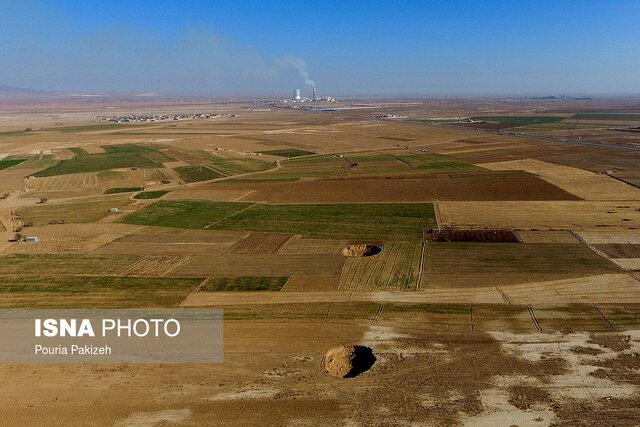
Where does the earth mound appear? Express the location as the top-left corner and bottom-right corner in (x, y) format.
(341, 244), (382, 257)
(322, 345), (376, 378)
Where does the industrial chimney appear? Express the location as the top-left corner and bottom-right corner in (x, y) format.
(293, 88), (301, 100)
(312, 85), (317, 101)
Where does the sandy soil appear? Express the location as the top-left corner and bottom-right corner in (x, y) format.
(4, 320), (640, 425)
(481, 158), (640, 200)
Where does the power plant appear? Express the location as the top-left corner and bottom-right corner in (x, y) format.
(286, 85), (336, 105)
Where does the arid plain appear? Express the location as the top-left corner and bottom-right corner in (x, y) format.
(1, 96), (640, 425)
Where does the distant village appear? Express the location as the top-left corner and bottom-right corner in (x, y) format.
(97, 112), (237, 123)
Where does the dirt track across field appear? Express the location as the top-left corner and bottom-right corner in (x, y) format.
(181, 273), (640, 307)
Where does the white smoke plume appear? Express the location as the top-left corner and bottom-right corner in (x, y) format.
(281, 55), (315, 87)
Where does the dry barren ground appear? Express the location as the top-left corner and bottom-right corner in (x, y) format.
(438, 201), (640, 230)
(481, 158), (640, 200)
(5, 320), (640, 425)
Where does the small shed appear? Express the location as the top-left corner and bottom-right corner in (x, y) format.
(25, 236), (39, 243)
(109, 207), (119, 213)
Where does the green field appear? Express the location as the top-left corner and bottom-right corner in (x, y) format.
(258, 149), (316, 158)
(199, 276), (288, 292)
(68, 147), (88, 157)
(205, 152), (273, 175)
(391, 153), (473, 170)
(470, 116), (566, 127)
(104, 187), (143, 194)
(0, 158), (26, 170)
(34, 144), (170, 176)
(0, 275), (200, 308)
(174, 165), (224, 182)
(121, 201), (436, 239)
(571, 113), (640, 121)
(50, 123), (130, 133)
(120, 200), (250, 229)
(251, 151), (474, 180)
(134, 190), (170, 199)
(10, 155), (58, 171)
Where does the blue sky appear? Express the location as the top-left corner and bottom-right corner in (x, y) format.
(1, 0), (639, 96)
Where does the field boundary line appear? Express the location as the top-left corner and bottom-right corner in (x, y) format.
(179, 277), (212, 307)
(432, 201), (443, 228)
(279, 276), (295, 291)
(593, 304), (616, 331)
(234, 190), (256, 202)
(417, 241), (426, 289)
(371, 304), (384, 325)
(389, 153), (416, 170)
(496, 287), (512, 305)
(528, 306), (543, 332)
(160, 255), (191, 277)
(571, 230), (626, 272)
(205, 203), (259, 229)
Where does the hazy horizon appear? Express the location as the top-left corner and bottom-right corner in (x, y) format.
(1, 0), (639, 97)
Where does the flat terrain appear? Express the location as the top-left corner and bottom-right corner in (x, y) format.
(2, 97), (640, 424)
(121, 201), (437, 240)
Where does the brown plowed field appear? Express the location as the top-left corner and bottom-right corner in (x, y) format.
(94, 241), (235, 255)
(277, 236), (348, 254)
(168, 253), (346, 277)
(516, 230), (580, 243)
(594, 243), (640, 258)
(280, 275), (340, 292)
(481, 159), (640, 200)
(118, 255), (192, 277)
(163, 188), (254, 201)
(201, 170), (580, 203)
(421, 242), (619, 288)
(228, 232), (293, 254)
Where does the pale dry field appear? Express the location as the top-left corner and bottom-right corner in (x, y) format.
(481, 158), (640, 200)
(438, 200), (640, 230)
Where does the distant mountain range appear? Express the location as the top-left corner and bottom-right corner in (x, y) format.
(0, 85), (64, 96)
(0, 85), (162, 98)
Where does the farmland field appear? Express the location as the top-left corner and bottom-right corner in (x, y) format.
(104, 186), (142, 194)
(0, 253), (139, 275)
(470, 116), (566, 126)
(571, 113), (640, 121)
(0, 276), (200, 308)
(199, 276), (288, 292)
(121, 201), (436, 239)
(0, 158), (25, 169)
(34, 144), (170, 176)
(229, 232), (293, 254)
(174, 165), (225, 182)
(3, 96), (640, 426)
(258, 148), (316, 157)
(421, 242), (619, 288)
(338, 241), (422, 290)
(225, 170), (580, 203)
(119, 200), (250, 228)
(252, 151), (476, 180)
(19, 196), (134, 226)
(133, 190), (170, 199)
